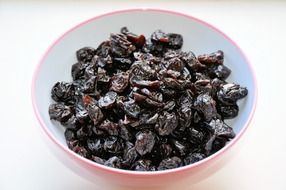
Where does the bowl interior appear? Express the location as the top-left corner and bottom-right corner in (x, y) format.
(34, 10), (256, 152)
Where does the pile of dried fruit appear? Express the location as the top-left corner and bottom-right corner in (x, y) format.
(49, 27), (248, 171)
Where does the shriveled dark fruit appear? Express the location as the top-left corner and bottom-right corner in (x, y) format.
(85, 57), (98, 78)
(183, 51), (206, 71)
(92, 156), (106, 165)
(160, 86), (177, 98)
(130, 61), (156, 81)
(130, 35), (146, 48)
(113, 57), (132, 71)
(121, 99), (141, 118)
(51, 82), (75, 104)
(163, 77), (184, 90)
(81, 76), (97, 93)
(87, 138), (104, 156)
(211, 78), (225, 90)
(82, 94), (96, 106)
(92, 126), (106, 136)
(110, 33), (136, 57)
(86, 103), (104, 126)
(195, 72), (210, 81)
(193, 79), (212, 95)
(76, 47), (96, 62)
(132, 159), (156, 171)
(71, 62), (88, 80)
(193, 94), (217, 121)
(177, 92), (193, 130)
(184, 153), (206, 164)
(95, 41), (113, 68)
(110, 72), (129, 93)
(207, 119), (235, 139)
(159, 112), (179, 135)
(61, 115), (80, 130)
(123, 146), (138, 166)
(159, 69), (181, 79)
(156, 112), (178, 136)
(140, 88), (163, 102)
(166, 33), (183, 49)
(118, 123), (133, 141)
(170, 127), (187, 140)
(76, 126), (92, 140)
(218, 103), (239, 119)
(157, 156), (182, 170)
(217, 83), (248, 105)
(97, 67), (111, 84)
(208, 65), (231, 80)
(49, 103), (73, 123)
(187, 127), (205, 144)
(104, 136), (124, 154)
(97, 120), (119, 136)
(104, 156), (122, 168)
(75, 105), (89, 124)
(151, 30), (168, 44)
(132, 92), (164, 108)
(130, 79), (161, 89)
(163, 101), (176, 111)
(72, 145), (91, 158)
(98, 91), (117, 109)
(170, 139), (189, 156)
(163, 54), (185, 72)
(205, 135), (216, 155)
(139, 112), (159, 125)
(66, 139), (79, 149)
(49, 28), (248, 171)
(159, 143), (173, 159)
(64, 129), (76, 141)
(135, 130), (156, 156)
(198, 50), (224, 65)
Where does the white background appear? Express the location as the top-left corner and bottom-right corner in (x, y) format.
(0, 0), (285, 189)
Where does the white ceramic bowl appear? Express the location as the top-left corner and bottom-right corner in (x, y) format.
(32, 9), (257, 188)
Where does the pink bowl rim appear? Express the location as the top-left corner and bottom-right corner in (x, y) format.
(31, 8), (258, 176)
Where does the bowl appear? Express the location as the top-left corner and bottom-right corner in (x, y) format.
(32, 8), (257, 188)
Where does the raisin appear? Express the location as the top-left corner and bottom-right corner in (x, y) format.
(132, 159), (156, 171)
(157, 156), (182, 170)
(110, 33), (136, 57)
(49, 28), (248, 171)
(87, 138), (105, 156)
(184, 153), (205, 164)
(104, 156), (122, 168)
(121, 99), (141, 118)
(97, 120), (119, 136)
(151, 30), (168, 44)
(76, 47), (96, 62)
(198, 50), (224, 65)
(194, 94), (217, 121)
(110, 72), (129, 93)
(98, 91), (117, 109)
(156, 112), (178, 136)
(123, 146), (138, 167)
(92, 156), (106, 164)
(217, 83), (248, 105)
(104, 136), (124, 154)
(166, 33), (183, 49)
(71, 62), (88, 80)
(51, 82), (75, 104)
(135, 130), (155, 156)
(218, 103), (239, 119)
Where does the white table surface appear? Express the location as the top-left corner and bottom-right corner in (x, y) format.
(0, 0), (285, 189)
